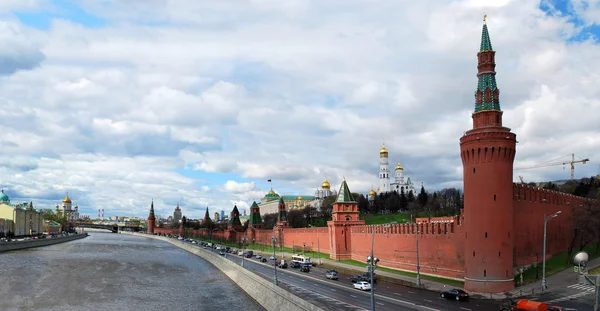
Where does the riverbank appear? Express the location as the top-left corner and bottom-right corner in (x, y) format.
(0, 233), (88, 253)
(128, 232), (323, 311)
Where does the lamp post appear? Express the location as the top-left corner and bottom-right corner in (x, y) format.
(303, 242), (306, 256)
(317, 236), (321, 265)
(367, 226), (380, 311)
(541, 210), (561, 291)
(416, 224), (421, 287)
(241, 237), (248, 268)
(272, 236), (279, 286)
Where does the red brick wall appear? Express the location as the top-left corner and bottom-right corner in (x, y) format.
(512, 184), (586, 267)
(349, 216), (466, 279)
(281, 227), (330, 253)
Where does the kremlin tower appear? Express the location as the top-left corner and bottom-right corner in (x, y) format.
(460, 16), (517, 293)
(147, 200), (156, 234)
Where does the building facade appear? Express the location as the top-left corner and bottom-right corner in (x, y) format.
(57, 193), (79, 221)
(173, 204), (182, 223)
(257, 188), (316, 216)
(0, 190), (43, 237)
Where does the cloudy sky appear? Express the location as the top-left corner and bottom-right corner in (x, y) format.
(0, 0), (598, 219)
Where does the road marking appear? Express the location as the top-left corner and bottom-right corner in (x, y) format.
(424, 299), (433, 303)
(330, 288), (336, 292)
(407, 291), (415, 294)
(386, 286), (390, 289)
(350, 295), (357, 298)
(460, 308), (471, 311)
(376, 302), (384, 305)
(393, 293), (402, 296)
(301, 279), (306, 282)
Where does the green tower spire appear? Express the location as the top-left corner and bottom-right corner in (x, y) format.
(229, 205), (242, 227)
(277, 197), (287, 222)
(480, 15), (493, 52)
(474, 15), (501, 113)
(336, 178), (355, 203)
(248, 201), (263, 226)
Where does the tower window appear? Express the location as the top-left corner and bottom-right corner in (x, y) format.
(484, 270), (487, 277)
(499, 252), (501, 257)
(473, 251), (475, 257)
(485, 232), (488, 238)
(473, 168), (476, 174)
(494, 194), (496, 201)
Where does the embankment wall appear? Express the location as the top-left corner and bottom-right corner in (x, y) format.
(0, 233), (88, 253)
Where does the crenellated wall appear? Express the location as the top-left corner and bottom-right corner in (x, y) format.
(512, 183), (589, 267)
(348, 215), (466, 279)
(281, 227), (330, 253)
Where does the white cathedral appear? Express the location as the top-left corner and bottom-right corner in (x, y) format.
(376, 143), (417, 195)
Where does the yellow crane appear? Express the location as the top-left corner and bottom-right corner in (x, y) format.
(514, 153), (590, 181)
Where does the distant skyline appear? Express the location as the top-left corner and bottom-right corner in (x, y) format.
(0, 0), (598, 219)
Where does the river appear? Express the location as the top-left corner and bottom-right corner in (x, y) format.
(0, 232), (265, 311)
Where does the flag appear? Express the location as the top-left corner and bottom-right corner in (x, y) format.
(267, 179), (272, 182)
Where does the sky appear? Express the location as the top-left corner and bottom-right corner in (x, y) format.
(0, 0), (598, 219)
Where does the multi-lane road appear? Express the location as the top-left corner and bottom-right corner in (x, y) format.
(190, 242), (500, 311)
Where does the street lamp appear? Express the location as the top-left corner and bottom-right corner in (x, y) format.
(272, 236), (279, 286)
(303, 242), (306, 256)
(416, 225), (421, 287)
(367, 226), (380, 311)
(542, 210), (561, 291)
(241, 237), (248, 268)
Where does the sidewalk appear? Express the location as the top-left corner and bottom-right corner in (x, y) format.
(246, 245), (600, 301)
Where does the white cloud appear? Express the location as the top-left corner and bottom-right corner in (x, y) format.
(0, 0), (598, 219)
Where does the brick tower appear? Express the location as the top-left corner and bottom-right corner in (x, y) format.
(248, 201), (263, 229)
(460, 16), (517, 293)
(327, 178), (365, 260)
(276, 197), (289, 227)
(147, 200), (156, 234)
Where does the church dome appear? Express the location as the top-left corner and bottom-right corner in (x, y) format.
(297, 196), (303, 200)
(0, 189), (9, 203)
(395, 162), (404, 171)
(369, 189), (376, 196)
(62, 194), (72, 203)
(321, 178), (331, 190)
(379, 144), (389, 157)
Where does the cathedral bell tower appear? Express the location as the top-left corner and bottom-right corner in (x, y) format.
(460, 16), (517, 293)
(379, 143), (390, 193)
(327, 178), (365, 260)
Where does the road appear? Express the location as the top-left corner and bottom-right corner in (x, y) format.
(178, 239), (501, 311)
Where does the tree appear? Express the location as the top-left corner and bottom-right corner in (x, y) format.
(287, 209), (304, 228)
(262, 213), (278, 229)
(418, 185), (428, 208)
(407, 190), (415, 203)
(399, 188), (408, 211)
(319, 195), (336, 218)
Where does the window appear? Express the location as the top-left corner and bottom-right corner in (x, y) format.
(473, 251), (475, 257)
(484, 270), (486, 277)
(485, 232), (488, 238)
(498, 252), (501, 258)
(473, 168), (476, 174)
(494, 194), (496, 201)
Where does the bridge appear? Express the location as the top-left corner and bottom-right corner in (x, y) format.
(76, 223), (144, 233)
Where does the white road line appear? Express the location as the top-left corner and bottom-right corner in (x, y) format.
(376, 302), (385, 305)
(393, 293), (402, 296)
(460, 308), (472, 311)
(424, 299), (433, 303)
(301, 279), (306, 282)
(330, 288), (336, 291)
(407, 291), (415, 294)
(350, 295), (357, 298)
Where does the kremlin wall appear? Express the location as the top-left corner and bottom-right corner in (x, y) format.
(149, 20), (596, 294)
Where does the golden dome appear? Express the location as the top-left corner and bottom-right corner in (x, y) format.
(268, 188), (276, 195)
(379, 144), (389, 156)
(395, 162), (404, 171)
(62, 194), (72, 203)
(297, 196), (303, 200)
(369, 189), (376, 196)
(321, 177), (331, 190)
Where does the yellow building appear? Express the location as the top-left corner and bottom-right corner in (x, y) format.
(0, 217), (13, 237)
(0, 190), (44, 237)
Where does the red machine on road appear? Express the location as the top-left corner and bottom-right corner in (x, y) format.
(500, 299), (548, 311)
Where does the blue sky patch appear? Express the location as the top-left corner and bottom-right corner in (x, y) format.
(539, 0), (600, 43)
(14, 0), (105, 30)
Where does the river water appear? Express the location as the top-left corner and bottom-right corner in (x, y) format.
(0, 232), (265, 311)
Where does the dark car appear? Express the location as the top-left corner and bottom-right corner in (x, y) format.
(350, 275), (364, 283)
(300, 263), (311, 272)
(290, 261), (301, 268)
(440, 289), (469, 301)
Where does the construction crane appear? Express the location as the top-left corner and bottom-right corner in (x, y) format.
(518, 176), (525, 184)
(514, 153), (590, 181)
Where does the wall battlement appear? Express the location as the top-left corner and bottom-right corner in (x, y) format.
(513, 183), (589, 206)
(350, 215), (463, 236)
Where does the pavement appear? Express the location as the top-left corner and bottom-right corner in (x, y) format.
(246, 245), (600, 306)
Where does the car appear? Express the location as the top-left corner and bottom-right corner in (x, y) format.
(260, 258), (267, 263)
(290, 261), (301, 268)
(353, 281), (371, 291)
(300, 263), (311, 272)
(256, 255), (262, 260)
(219, 251), (225, 256)
(326, 271), (339, 280)
(350, 275), (364, 283)
(440, 289), (469, 301)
